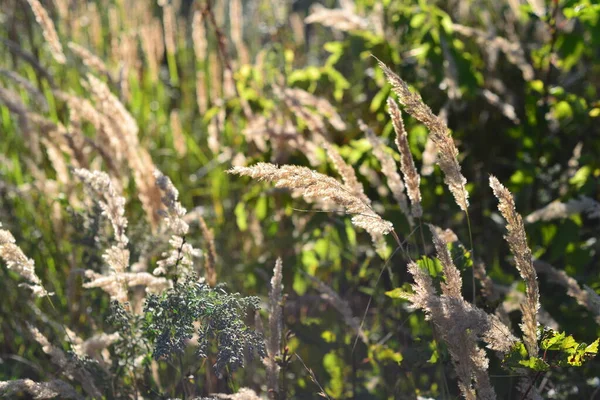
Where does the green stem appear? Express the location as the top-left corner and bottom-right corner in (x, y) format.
(167, 50), (179, 87)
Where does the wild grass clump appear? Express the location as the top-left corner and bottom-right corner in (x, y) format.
(1, 0), (599, 398)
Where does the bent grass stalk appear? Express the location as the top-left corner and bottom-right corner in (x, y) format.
(379, 58), (476, 303)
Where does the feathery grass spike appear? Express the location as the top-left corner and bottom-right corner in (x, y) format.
(428, 224), (462, 299)
(266, 258), (283, 394)
(405, 262), (497, 400)
(361, 120), (413, 226)
(388, 98), (423, 218)
(26, 0), (66, 64)
(322, 140), (371, 206)
(378, 60), (469, 212)
(489, 175), (539, 357)
(0, 223), (48, 297)
(198, 215), (217, 286)
(229, 163), (393, 241)
(0, 379), (82, 400)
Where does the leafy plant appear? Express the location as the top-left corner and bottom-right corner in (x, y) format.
(504, 327), (600, 372)
(143, 275), (265, 373)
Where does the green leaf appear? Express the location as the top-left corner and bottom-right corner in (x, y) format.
(321, 330), (337, 343)
(541, 331), (566, 350)
(284, 49), (294, 64)
(585, 339), (599, 355)
(234, 203), (248, 231)
(323, 351), (344, 397)
(410, 13), (427, 28)
(553, 101), (573, 120)
(289, 66), (321, 84)
(570, 166), (591, 189)
(385, 288), (410, 299)
(503, 342), (528, 369)
(293, 270), (308, 295)
(324, 68), (350, 101)
(345, 220), (357, 247)
(254, 195), (268, 220)
(428, 340), (440, 364)
(529, 80), (544, 93)
(519, 357), (549, 371)
(417, 256), (443, 277)
(372, 344), (403, 365)
(561, 335), (578, 352)
(301, 250), (319, 273)
(370, 86), (390, 112)
(324, 42), (344, 67)
(510, 170), (534, 185)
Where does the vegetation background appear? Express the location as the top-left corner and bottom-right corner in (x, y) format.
(0, 0), (599, 398)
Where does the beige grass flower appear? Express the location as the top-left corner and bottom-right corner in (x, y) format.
(0, 379), (81, 400)
(490, 176), (539, 357)
(198, 215), (217, 286)
(170, 109), (187, 157)
(229, 163), (393, 243)
(452, 23), (534, 81)
(388, 98), (423, 218)
(74, 168), (130, 303)
(73, 169), (128, 248)
(525, 196), (600, 223)
(305, 4), (369, 32)
(322, 140), (371, 206)
(192, 9), (207, 63)
(26, 0), (66, 64)
(534, 259), (600, 325)
(361, 121), (413, 226)
(405, 260), (517, 399)
(154, 170), (200, 277)
(68, 42), (110, 77)
(28, 325), (101, 398)
(378, 60), (469, 212)
(0, 223), (48, 297)
(429, 224), (462, 299)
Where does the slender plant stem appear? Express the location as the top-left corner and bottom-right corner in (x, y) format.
(200, 0), (252, 119)
(131, 367), (140, 400)
(166, 51), (179, 87)
(541, 0), (561, 111)
(180, 354), (188, 399)
(418, 218), (427, 256)
(465, 210), (476, 305)
(352, 226), (419, 355)
(295, 353), (331, 400)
